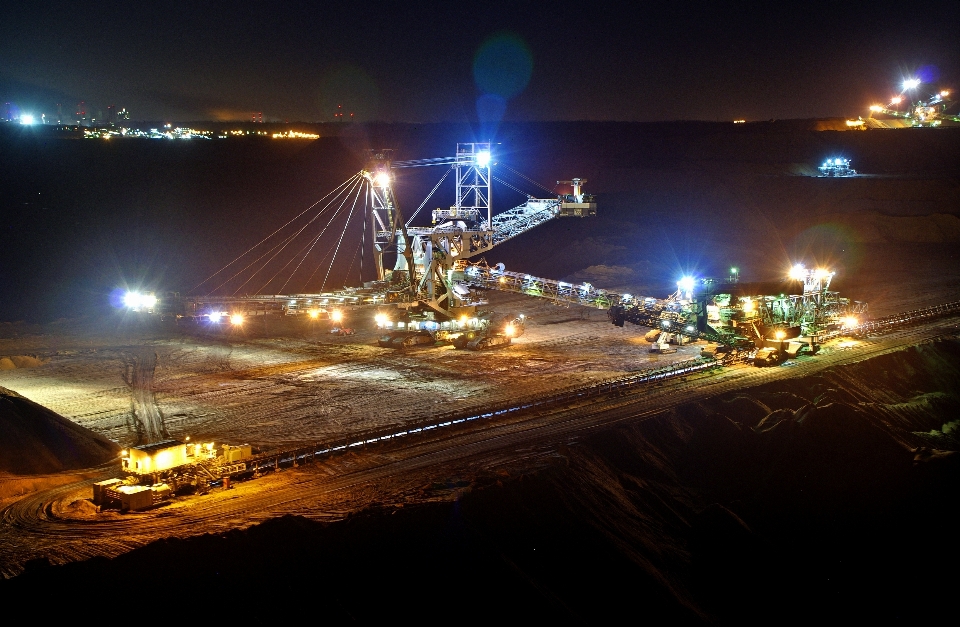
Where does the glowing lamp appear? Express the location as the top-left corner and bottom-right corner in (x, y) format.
(504, 324), (515, 337)
(123, 291), (141, 308)
(330, 310), (343, 323)
(308, 309), (320, 319)
(20, 114), (35, 125)
(814, 268), (831, 279)
(941, 90), (950, 97)
(230, 314), (244, 325)
(374, 171), (391, 187)
(677, 276), (695, 293)
(374, 313), (387, 326)
(775, 330), (786, 340)
(890, 96), (902, 105)
(789, 264), (805, 281)
(843, 316), (859, 328)
(742, 299), (755, 313)
(903, 78), (920, 90)
(869, 105), (883, 112)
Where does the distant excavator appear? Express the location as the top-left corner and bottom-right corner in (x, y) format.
(868, 77), (960, 127)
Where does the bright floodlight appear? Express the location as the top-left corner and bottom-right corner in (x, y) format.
(677, 276), (695, 292)
(476, 150), (491, 168)
(775, 330), (786, 340)
(869, 105), (883, 112)
(890, 96), (902, 105)
(330, 310), (343, 323)
(230, 314), (243, 325)
(20, 114), (35, 125)
(374, 171), (391, 187)
(814, 268), (831, 279)
(123, 291), (140, 308)
(374, 313), (387, 326)
(843, 316), (859, 328)
(789, 263), (805, 280)
(308, 309), (320, 319)
(941, 90), (950, 97)
(504, 323), (515, 337)
(903, 78), (920, 90)
(208, 312), (222, 322)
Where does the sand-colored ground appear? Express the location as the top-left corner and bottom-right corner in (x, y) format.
(2, 241), (959, 457)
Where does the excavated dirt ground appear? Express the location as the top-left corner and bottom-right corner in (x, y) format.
(1, 243), (957, 462)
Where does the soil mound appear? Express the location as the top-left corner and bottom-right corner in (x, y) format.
(0, 386), (119, 474)
(0, 356), (45, 370)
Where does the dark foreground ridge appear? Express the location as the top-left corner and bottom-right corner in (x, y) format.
(4, 339), (959, 621)
(0, 386), (120, 474)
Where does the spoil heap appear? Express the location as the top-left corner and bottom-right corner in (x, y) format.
(0, 386), (119, 474)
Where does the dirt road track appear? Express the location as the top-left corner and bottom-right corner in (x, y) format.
(1, 317), (958, 577)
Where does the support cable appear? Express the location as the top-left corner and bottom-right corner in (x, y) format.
(501, 165), (556, 196)
(405, 168), (451, 225)
(191, 173), (361, 293)
(319, 182), (365, 292)
(276, 180), (362, 294)
(220, 175), (362, 296)
(491, 175), (529, 198)
(252, 176), (363, 295)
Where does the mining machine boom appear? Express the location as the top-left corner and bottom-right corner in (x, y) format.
(463, 261), (867, 364)
(366, 143), (596, 348)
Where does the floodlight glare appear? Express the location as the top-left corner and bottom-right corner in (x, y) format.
(142, 294), (157, 308)
(903, 78), (920, 90)
(476, 150), (491, 168)
(230, 314), (244, 325)
(677, 276), (695, 292)
(789, 264), (805, 280)
(843, 316), (859, 328)
(123, 291), (141, 308)
(869, 105), (883, 112)
(775, 330), (786, 340)
(890, 96), (902, 104)
(20, 114), (35, 125)
(374, 171), (391, 187)
(941, 90), (950, 97)
(330, 310), (343, 323)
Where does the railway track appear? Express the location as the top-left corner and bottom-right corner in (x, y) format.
(1, 307), (958, 578)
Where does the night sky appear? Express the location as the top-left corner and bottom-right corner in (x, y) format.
(2, 1), (958, 124)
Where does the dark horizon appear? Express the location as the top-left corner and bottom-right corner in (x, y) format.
(2, 1), (958, 125)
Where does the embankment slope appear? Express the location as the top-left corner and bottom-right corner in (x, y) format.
(0, 386), (119, 474)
